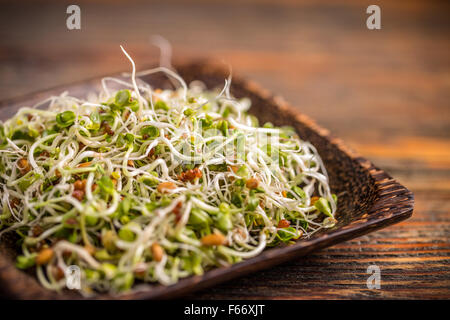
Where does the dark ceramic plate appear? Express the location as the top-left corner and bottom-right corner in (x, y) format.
(0, 61), (414, 299)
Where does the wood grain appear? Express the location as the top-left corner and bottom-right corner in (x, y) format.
(0, 0), (448, 299)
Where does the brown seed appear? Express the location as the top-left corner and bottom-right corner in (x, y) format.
(32, 225), (44, 237)
(55, 169), (61, 178)
(84, 245), (96, 255)
(74, 180), (84, 190)
(282, 190), (287, 197)
(77, 161), (92, 168)
(151, 243), (164, 262)
(17, 158), (31, 175)
(201, 233), (226, 246)
(259, 199), (265, 208)
(311, 196), (319, 205)
(10, 198), (20, 209)
(277, 219), (290, 228)
(65, 218), (78, 226)
(102, 121), (114, 135)
(36, 248), (54, 265)
(72, 190), (85, 201)
(192, 168), (202, 179)
(52, 266), (65, 281)
(62, 250), (72, 259)
(123, 109), (130, 120)
(133, 263), (147, 277)
(178, 167), (202, 182)
(172, 201), (183, 222)
(157, 182), (176, 193)
(39, 150), (50, 158)
(127, 160), (134, 167)
(246, 178), (259, 189)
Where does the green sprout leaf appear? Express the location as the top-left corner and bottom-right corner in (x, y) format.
(277, 227), (300, 243)
(246, 196), (260, 211)
(56, 111), (76, 128)
(216, 212), (232, 232)
(118, 227), (136, 242)
(115, 90), (131, 107)
(16, 254), (37, 269)
(140, 126), (159, 139)
(289, 186), (306, 199)
(188, 208), (211, 228)
(154, 100), (169, 111)
(89, 111), (101, 130)
(97, 176), (115, 196)
(314, 197), (333, 217)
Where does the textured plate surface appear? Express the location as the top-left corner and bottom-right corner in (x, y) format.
(0, 61), (414, 299)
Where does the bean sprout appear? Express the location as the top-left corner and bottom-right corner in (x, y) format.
(0, 47), (337, 296)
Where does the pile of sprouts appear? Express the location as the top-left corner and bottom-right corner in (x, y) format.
(0, 46), (337, 295)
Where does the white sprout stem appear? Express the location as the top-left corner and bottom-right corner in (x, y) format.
(0, 44), (337, 295)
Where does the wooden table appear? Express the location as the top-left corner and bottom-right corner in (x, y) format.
(0, 0), (448, 299)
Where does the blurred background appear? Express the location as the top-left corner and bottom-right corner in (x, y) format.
(0, 0), (449, 299)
